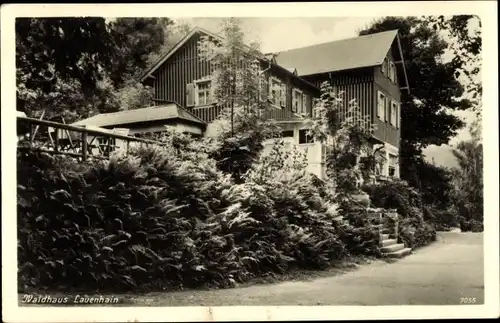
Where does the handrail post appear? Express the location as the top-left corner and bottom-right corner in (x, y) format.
(82, 131), (88, 161)
(53, 128), (59, 153)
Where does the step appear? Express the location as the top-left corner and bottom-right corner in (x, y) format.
(380, 238), (397, 247)
(383, 247), (412, 259)
(380, 243), (405, 253)
(380, 233), (390, 240)
(381, 228), (393, 234)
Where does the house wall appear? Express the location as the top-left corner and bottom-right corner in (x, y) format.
(372, 50), (401, 147)
(303, 67), (374, 127)
(150, 31), (318, 123)
(261, 122), (326, 179)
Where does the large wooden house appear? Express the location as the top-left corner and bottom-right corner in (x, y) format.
(275, 30), (409, 178)
(75, 26), (409, 180)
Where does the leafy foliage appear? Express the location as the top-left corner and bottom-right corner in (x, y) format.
(450, 123), (483, 232)
(197, 18), (280, 182)
(306, 81), (382, 207)
(361, 180), (437, 248)
(16, 17), (177, 119)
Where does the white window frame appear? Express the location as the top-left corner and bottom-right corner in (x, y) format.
(301, 93), (308, 115)
(280, 83), (286, 107)
(292, 88), (303, 114)
(389, 61), (397, 83)
(269, 76), (282, 106)
(194, 79), (212, 106)
(382, 58), (388, 75)
(390, 100), (399, 127)
(388, 153), (398, 178)
(377, 91), (386, 121)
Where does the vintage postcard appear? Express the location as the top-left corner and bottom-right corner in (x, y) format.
(1, 1), (498, 322)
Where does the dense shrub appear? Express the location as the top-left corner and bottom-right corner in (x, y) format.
(459, 219), (483, 232)
(19, 143), (380, 293)
(336, 208), (381, 257)
(362, 180), (437, 249)
(430, 207), (460, 231)
(398, 217), (437, 249)
(362, 180), (422, 218)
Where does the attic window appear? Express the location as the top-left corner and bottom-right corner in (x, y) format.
(382, 58), (388, 75)
(389, 61), (397, 83)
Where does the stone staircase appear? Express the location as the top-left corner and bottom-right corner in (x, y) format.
(365, 209), (412, 259)
(378, 212), (412, 258)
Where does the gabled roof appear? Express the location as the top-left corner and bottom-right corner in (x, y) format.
(276, 30), (398, 75)
(72, 103), (206, 128)
(140, 27), (222, 82)
(139, 26), (319, 92)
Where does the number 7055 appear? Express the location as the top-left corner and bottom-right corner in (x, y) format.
(460, 297), (476, 304)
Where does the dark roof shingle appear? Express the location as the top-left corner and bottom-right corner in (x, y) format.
(72, 103), (206, 128)
(275, 30), (399, 77)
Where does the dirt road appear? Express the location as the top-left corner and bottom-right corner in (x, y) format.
(130, 232), (484, 306)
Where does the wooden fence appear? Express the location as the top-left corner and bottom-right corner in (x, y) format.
(17, 116), (166, 161)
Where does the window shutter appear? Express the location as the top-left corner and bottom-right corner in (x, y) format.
(209, 81), (215, 104)
(292, 89), (297, 113)
(280, 83), (286, 108)
(305, 94), (312, 116)
(397, 103), (400, 128)
(276, 82), (281, 106)
(376, 96), (380, 118)
(186, 83), (195, 107)
(384, 97), (389, 122)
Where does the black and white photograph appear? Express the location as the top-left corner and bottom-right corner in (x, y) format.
(1, 2), (498, 322)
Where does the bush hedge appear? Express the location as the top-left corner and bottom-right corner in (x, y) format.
(18, 145), (385, 293)
(362, 180), (437, 249)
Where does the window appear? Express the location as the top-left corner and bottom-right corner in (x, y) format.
(389, 61), (397, 83)
(195, 80), (212, 106)
(382, 58), (388, 75)
(292, 88), (303, 114)
(312, 98), (319, 118)
(377, 91), (387, 121)
(302, 94), (308, 115)
(282, 130), (294, 138)
(269, 77), (282, 106)
(388, 154), (398, 177)
(280, 83), (287, 107)
(299, 129), (314, 144)
(390, 101), (399, 127)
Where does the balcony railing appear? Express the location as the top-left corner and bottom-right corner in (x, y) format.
(17, 116), (166, 161)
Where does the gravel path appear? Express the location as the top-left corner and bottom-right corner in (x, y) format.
(128, 232), (484, 306)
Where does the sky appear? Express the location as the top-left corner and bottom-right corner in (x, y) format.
(177, 17), (378, 53)
(176, 17), (479, 168)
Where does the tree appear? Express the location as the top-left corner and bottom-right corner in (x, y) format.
(426, 15), (482, 114)
(108, 18), (173, 87)
(307, 82), (382, 207)
(146, 21), (192, 67)
(450, 122), (483, 228)
(197, 18), (279, 182)
(16, 17), (176, 119)
(358, 17), (479, 186)
(16, 18), (117, 118)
